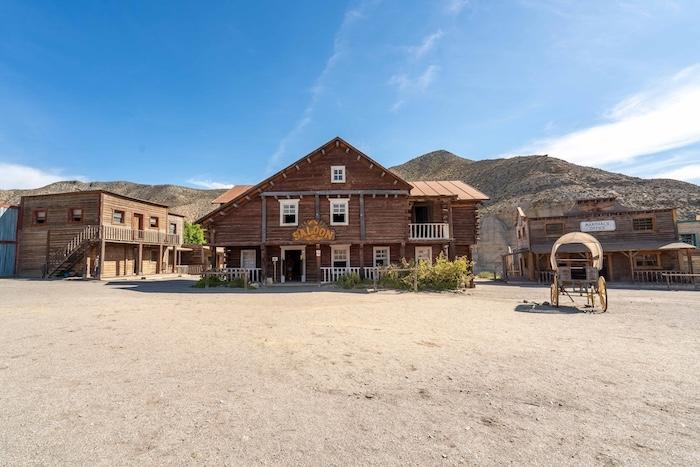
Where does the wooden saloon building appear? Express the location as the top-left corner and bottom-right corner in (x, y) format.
(503, 197), (696, 283)
(197, 137), (489, 283)
(16, 190), (183, 279)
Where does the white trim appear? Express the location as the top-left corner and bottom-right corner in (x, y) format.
(415, 246), (433, 263)
(331, 165), (346, 183)
(280, 246), (306, 283)
(329, 198), (349, 226)
(331, 244), (350, 268)
(279, 199), (300, 226)
(373, 246), (390, 267)
(240, 249), (256, 269)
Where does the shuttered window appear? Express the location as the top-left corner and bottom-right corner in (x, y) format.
(633, 217), (654, 231)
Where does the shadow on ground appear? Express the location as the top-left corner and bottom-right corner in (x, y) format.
(104, 279), (376, 294)
(514, 302), (591, 314)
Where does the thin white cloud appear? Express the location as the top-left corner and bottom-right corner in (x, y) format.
(409, 30), (444, 59)
(519, 64), (700, 166)
(656, 164), (700, 183)
(447, 0), (470, 15)
(389, 64), (440, 111)
(186, 178), (234, 190)
(0, 162), (85, 189)
(267, 2), (370, 172)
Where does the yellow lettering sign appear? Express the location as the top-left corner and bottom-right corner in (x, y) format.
(292, 219), (336, 241)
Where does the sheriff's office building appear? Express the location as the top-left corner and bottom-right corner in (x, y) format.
(17, 190), (184, 279)
(197, 137), (489, 283)
(503, 197), (696, 283)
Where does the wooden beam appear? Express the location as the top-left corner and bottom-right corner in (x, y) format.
(98, 239), (105, 280)
(261, 189), (409, 197)
(137, 243), (143, 275)
(261, 195), (267, 243)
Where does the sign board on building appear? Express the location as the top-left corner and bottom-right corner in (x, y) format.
(316, 249), (321, 257)
(580, 220), (616, 232)
(292, 219), (336, 241)
(272, 256), (278, 262)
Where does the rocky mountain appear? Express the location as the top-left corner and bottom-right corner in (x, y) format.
(0, 180), (225, 221)
(392, 152), (700, 271)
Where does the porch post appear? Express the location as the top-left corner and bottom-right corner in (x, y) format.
(400, 241), (406, 261)
(316, 243), (321, 284)
(261, 195), (267, 243)
(260, 244), (268, 283)
(527, 251), (535, 281)
(172, 246), (176, 273)
(687, 250), (695, 286)
(628, 251), (635, 283)
(98, 239), (106, 280)
(447, 199), (454, 259)
(158, 244), (163, 274)
(137, 243), (143, 275)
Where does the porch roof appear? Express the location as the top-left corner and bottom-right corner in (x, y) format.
(408, 180), (489, 201)
(530, 240), (697, 254)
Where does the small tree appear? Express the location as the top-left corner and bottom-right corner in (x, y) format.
(183, 222), (205, 245)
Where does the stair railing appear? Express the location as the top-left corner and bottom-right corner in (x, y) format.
(47, 225), (100, 271)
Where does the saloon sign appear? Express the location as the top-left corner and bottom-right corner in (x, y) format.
(580, 220), (616, 232)
(292, 219), (336, 241)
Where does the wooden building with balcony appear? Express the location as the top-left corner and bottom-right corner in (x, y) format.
(16, 191), (182, 279)
(196, 137), (489, 284)
(503, 198), (696, 284)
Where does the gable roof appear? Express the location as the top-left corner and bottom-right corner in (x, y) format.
(409, 180), (489, 201)
(211, 185), (254, 205)
(197, 136), (413, 224)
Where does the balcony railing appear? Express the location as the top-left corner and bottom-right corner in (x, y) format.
(409, 223), (449, 240)
(101, 225), (180, 245)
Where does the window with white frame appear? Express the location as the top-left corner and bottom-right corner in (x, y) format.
(279, 199), (299, 226)
(331, 165), (346, 183)
(330, 198), (349, 225)
(415, 246), (432, 263)
(373, 246), (390, 267)
(331, 245), (349, 268)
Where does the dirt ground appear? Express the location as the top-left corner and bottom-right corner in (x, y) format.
(0, 278), (698, 466)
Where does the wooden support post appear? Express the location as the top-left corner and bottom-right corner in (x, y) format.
(447, 199), (454, 259)
(359, 244), (364, 271)
(628, 251), (635, 283)
(687, 250), (695, 287)
(359, 194), (366, 240)
(98, 239), (106, 280)
(315, 195), (320, 221)
(137, 243), (143, 275)
(527, 251), (535, 281)
(315, 243), (321, 284)
(400, 241), (406, 261)
(261, 196), (267, 243)
(211, 245), (218, 270)
(260, 244), (268, 283)
(158, 244), (163, 274)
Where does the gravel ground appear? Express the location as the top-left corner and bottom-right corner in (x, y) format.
(0, 278), (698, 466)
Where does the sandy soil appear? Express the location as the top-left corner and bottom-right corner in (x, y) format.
(0, 278), (698, 465)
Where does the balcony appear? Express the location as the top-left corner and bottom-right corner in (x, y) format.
(101, 225), (180, 245)
(409, 223), (450, 240)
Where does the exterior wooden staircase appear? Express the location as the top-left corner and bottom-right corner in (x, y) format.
(46, 225), (100, 278)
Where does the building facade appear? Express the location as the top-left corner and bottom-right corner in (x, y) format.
(503, 198), (696, 283)
(197, 137), (489, 283)
(17, 191), (182, 278)
(0, 205), (19, 277)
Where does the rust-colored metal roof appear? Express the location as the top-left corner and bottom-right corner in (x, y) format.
(211, 185), (254, 205)
(409, 180), (489, 201)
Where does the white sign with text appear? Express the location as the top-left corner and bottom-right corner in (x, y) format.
(580, 220), (616, 232)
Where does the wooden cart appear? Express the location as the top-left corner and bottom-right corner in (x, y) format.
(549, 232), (608, 312)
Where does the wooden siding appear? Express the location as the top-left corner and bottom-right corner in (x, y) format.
(100, 193), (169, 234)
(451, 202), (479, 245)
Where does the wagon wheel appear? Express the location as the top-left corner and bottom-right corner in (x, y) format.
(597, 276), (608, 312)
(550, 275), (559, 308)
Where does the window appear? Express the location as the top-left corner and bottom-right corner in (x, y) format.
(633, 217), (654, 231)
(680, 233), (697, 247)
(241, 249), (256, 269)
(279, 199), (299, 226)
(635, 253), (659, 269)
(413, 205), (430, 223)
(112, 210), (125, 224)
(150, 249), (159, 262)
(373, 247), (390, 267)
(545, 222), (564, 236)
(69, 208), (83, 222)
(331, 165), (346, 183)
(330, 199), (349, 226)
(415, 246), (432, 263)
(331, 245), (349, 268)
(169, 222), (177, 235)
(150, 216), (159, 228)
(34, 210), (47, 224)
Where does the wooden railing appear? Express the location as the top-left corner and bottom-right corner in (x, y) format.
(634, 270), (695, 285)
(321, 266), (362, 283)
(207, 267), (262, 283)
(538, 270), (554, 283)
(363, 266), (385, 281)
(176, 264), (204, 275)
(409, 223), (449, 240)
(101, 225), (180, 245)
(47, 225), (101, 274)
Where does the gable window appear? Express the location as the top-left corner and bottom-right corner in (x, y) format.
(112, 210), (125, 224)
(635, 253), (659, 269)
(633, 217), (654, 231)
(373, 247), (390, 267)
(69, 208), (83, 222)
(279, 199), (299, 226)
(545, 222), (564, 236)
(331, 245), (349, 268)
(34, 210), (47, 224)
(330, 199), (349, 226)
(331, 165), (346, 183)
(150, 216), (159, 228)
(169, 222), (177, 235)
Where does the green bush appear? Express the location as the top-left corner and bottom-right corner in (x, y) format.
(379, 254), (474, 291)
(336, 272), (362, 289)
(184, 222), (205, 245)
(476, 271), (501, 279)
(193, 275), (226, 288)
(227, 277), (246, 288)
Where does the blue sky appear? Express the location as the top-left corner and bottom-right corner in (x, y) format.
(1, 0), (699, 189)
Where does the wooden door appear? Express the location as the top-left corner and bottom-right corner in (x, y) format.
(133, 214), (144, 239)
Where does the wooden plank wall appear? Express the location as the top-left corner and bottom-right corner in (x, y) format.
(101, 193), (169, 233)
